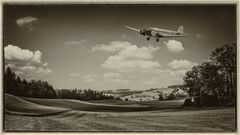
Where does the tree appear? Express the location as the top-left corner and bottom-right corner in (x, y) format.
(158, 92), (165, 101)
(4, 67), (17, 94)
(183, 44), (236, 107)
(183, 65), (203, 106)
(199, 62), (224, 106)
(4, 67), (57, 99)
(4, 67), (117, 100)
(210, 44), (236, 106)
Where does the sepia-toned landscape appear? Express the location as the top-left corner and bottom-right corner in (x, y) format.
(3, 4), (237, 132)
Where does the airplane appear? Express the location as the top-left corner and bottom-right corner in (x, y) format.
(125, 25), (189, 42)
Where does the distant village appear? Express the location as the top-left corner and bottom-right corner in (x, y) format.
(103, 85), (188, 101)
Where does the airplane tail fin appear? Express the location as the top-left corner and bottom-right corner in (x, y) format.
(177, 25), (184, 33)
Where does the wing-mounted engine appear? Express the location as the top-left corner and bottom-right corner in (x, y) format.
(155, 33), (163, 38)
(140, 29), (146, 36)
(155, 33), (163, 42)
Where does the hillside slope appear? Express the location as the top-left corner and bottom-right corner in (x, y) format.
(5, 94), (69, 116)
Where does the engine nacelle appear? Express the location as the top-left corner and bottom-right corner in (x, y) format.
(155, 33), (163, 38)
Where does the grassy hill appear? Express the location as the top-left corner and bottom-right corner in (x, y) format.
(5, 93), (186, 114)
(22, 96), (156, 112)
(4, 94), (69, 116)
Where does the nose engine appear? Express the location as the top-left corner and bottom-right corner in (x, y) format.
(140, 29), (151, 36)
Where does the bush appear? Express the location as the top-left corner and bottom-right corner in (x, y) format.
(183, 98), (194, 107)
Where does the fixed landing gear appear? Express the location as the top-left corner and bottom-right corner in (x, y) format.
(147, 37), (150, 41)
(156, 38), (159, 42)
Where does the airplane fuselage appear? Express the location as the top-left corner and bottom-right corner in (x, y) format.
(125, 25), (189, 42)
(145, 28), (183, 37)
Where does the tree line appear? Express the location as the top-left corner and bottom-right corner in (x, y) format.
(183, 44), (236, 107)
(4, 67), (115, 100)
(4, 67), (57, 98)
(56, 89), (117, 101)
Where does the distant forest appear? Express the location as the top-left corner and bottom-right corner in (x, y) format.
(4, 67), (115, 101)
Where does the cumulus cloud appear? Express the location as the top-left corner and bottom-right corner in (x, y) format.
(4, 45), (52, 78)
(118, 45), (159, 60)
(16, 16), (38, 31)
(103, 72), (130, 84)
(5, 64), (52, 77)
(143, 69), (187, 87)
(5, 45), (42, 64)
(168, 59), (197, 70)
(92, 41), (132, 52)
(98, 41), (160, 72)
(164, 40), (184, 52)
(102, 58), (161, 73)
(143, 60), (198, 86)
(35, 67), (52, 75)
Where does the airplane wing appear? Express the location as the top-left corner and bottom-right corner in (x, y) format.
(163, 35), (189, 38)
(159, 33), (190, 38)
(125, 26), (140, 33)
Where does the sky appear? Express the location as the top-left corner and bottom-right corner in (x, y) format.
(3, 4), (236, 90)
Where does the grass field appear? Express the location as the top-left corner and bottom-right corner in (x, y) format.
(4, 94), (236, 132)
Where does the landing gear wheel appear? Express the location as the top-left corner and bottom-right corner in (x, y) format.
(147, 37), (150, 41)
(156, 38), (159, 42)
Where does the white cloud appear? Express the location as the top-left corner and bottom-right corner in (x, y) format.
(35, 67), (52, 75)
(69, 72), (81, 78)
(5, 45), (42, 64)
(103, 72), (130, 84)
(164, 40), (184, 53)
(4, 45), (52, 78)
(92, 41), (132, 52)
(102, 58), (161, 72)
(6, 64), (52, 77)
(168, 59), (197, 70)
(18, 65), (36, 71)
(99, 41), (160, 72)
(118, 45), (159, 60)
(16, 16), (38, 31)
(143, 69), (187, 87)
(32, 50), (42, 64)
